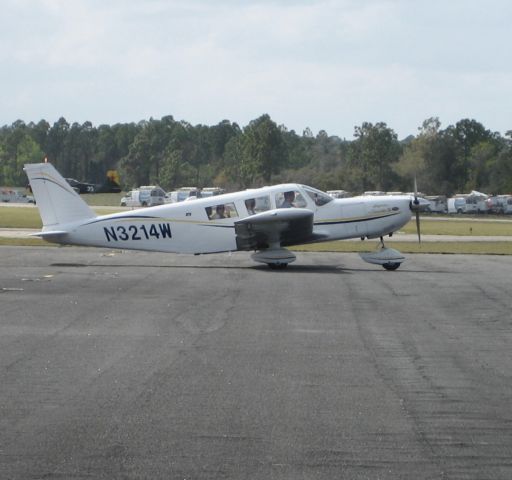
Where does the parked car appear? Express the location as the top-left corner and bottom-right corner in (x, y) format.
(0, 189), (35, 203)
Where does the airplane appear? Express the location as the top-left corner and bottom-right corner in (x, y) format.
(24, 162), (428, 270)
(65, 177), (97, 194)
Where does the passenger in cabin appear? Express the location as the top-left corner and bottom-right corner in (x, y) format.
(245, 198), (256, 215)
(280, 191), (295, 208)
(212, 204), (226, 219)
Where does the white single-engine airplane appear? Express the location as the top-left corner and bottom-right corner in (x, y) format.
(25, 162), (428, 270)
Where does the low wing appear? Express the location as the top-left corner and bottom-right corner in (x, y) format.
(235, 208), (318, 250)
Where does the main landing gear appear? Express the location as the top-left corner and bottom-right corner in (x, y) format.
(359, 236), (405, 271)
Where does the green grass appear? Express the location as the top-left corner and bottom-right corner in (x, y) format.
(295, 240), (512, 255)
(0, 206), (42, 228)
(401, 218), (512, 236)
(81, 193), (125, 206)
(0, 205), (125, 228)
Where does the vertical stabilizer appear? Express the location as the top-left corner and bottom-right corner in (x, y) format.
(24, 163), (96, 228)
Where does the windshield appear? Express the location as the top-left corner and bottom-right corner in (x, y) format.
(302, 187), (333, 206)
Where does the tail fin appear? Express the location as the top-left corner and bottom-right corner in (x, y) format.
(24, 163), (96, 228)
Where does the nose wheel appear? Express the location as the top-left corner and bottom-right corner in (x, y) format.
(252, 247), (296, 269)
(268, 262), (288, 270)
(382, 261), (401, 270)
(359, 236), (405, 270)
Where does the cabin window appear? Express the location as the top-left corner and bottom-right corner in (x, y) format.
(244, 195), (270, 215)
(275, 190), (307, 208)
(205, 202), (238, 220)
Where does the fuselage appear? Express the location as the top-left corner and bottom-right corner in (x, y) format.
(53, 183), (413, 253)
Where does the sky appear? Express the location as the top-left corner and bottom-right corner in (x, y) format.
(2, 0), (512, 140)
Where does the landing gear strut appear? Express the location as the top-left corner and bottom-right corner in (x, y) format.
(379, 237), (401, 271)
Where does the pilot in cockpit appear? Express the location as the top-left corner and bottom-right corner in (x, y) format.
(280, 191), (295, 208)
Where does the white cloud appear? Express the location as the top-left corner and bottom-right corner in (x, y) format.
(1, 0), (511, 138)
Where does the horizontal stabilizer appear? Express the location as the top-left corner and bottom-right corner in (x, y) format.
(29, 230), (68, 238)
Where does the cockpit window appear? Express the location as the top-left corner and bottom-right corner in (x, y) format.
(303, 187), (333, 206)
(275, 190), (307, 208)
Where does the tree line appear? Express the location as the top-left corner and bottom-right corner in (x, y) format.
(1, 114), (511, 195)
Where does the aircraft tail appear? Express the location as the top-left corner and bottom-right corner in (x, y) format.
(24, 163), (96, 228)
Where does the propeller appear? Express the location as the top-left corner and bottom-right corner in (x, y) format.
(411, 176), (421, 243)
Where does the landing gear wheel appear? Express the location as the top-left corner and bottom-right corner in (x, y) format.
(268, 263), (288, 270)
(383, 262), (400, 271)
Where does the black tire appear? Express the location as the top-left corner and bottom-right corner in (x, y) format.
(383, 262), (400, 271)
(268, 263), (288, 270)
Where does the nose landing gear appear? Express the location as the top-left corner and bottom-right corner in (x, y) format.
(252, 247), (296, 270)
(359, 236), (405, 270)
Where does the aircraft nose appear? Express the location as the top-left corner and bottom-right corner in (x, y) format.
(417, 197), (431, 209)
(410, 196), (431, 211)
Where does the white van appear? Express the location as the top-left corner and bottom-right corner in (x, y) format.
(506, 197), (512, 214)
(201, 187), (224, 198)
(327, 190), (351, 199)
(447, 196), (467, 214)
(488, 195), (512, 214)
(166, 187), (224, 203)
(464, 194), (490, 214)
(120, 186), (166, 207)
(425, 195), (448, 213)
(165, 187), (200, 203)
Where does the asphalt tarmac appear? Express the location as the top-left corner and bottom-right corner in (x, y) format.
(1, 246), (512, 479)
